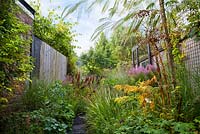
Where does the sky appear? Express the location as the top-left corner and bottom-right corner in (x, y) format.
(25, 0), (108, 56)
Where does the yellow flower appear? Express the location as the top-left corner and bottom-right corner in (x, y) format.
(139, 76), (157, 86)
(138, 94), (145, 106)
(138, 93), (151, 107)
(114, 85), (123, 91)
(114, 96), (129, 104)
(139, 86), (152, 93)
(124, 85), (138, 93)
(150, 101), (155, 110)
(114, 84), (139, 93)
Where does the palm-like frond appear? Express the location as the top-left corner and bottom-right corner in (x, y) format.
(91, 21), (112, 40)
(61, 0), (87, 19)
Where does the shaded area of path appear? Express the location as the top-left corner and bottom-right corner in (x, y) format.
(68, 114), (86, 134)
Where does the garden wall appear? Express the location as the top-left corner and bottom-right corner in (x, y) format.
(32, 37), (68, 82)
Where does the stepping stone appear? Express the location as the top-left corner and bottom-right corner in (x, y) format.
(70, 114), (86, 134)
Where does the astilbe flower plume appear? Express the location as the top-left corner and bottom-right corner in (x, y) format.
(128, 64), (156, 76)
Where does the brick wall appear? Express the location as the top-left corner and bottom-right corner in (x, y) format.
(16, 6), (33, 26)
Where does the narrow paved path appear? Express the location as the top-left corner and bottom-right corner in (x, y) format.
(71, 114), (86, 134)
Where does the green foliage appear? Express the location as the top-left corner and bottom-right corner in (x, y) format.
(80, 33), (117, 75)
(115, 115), (197, 134)
(80, 28), (136, 75)
(22, 79), (50, 110)
(28, 102), (74, 134)
(0, 81), (75, 134)
(63, 75), (96, 114)
(174, 64), (200, 121)
(34, 14), (74, 58)
(85, 64), (200, 133)
(182, 0), (200, 40)
(101, 66), (134, 87)
(0, 0), (33, 106)
(22, 80), (74, 112)
(86, 87), (123, 134)
(1, 105), (74, 134)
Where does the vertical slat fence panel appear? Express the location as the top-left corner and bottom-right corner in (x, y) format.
(32, 37), (67, 82)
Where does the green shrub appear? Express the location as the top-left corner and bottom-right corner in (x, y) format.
(102, 68), (135, 88)
(63, 84), (93, 114)
(28, 104), (74, 134)
(174, 64), (200, 121)
(22, 80), (73, 110)
(86, 87), (126, 134)
(1, 105), (74, 134)
(115, 115), (197, 134)
(22, 79), (50, 110)
(0, 112), (33, 134)
(1, 81), (75, 134)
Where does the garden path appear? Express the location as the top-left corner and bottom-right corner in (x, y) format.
(71, 114), (86, 134)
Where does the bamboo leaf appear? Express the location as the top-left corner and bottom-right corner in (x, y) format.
(62, 0), (86, 19)
(102, 0), (110, 13)
(165, 0), (178, 7)
(61, 5), (70, 18)
(91, 21), (112, 40)
(128, 20), (136, 34)
(146, 3), (155, 9)
(153, 15), (160, 28)
(133, 17), (144, 32)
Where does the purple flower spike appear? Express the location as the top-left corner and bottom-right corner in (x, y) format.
(128, 64), (156, 76)
(146, 64), (156, 72)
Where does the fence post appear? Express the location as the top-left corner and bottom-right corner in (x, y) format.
(132, 50), (135, 67)
(136, 47), (139, 67)
(147, 44), (152, 65)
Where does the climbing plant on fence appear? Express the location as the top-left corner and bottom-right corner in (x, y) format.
(183, 0), (200, 40)
(33, 3), (77, 73)
(0, 0), (33, 107)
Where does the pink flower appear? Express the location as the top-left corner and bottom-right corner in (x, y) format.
(128, 64), (156, 76)
(146, 64), (156, 72)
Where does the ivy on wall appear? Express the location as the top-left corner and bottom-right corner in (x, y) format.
(0, 0), (34, 107)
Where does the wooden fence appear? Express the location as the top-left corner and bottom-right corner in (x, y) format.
(32, 36), (68, 82)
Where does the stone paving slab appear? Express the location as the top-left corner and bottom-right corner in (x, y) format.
(71, 114), (86, 134)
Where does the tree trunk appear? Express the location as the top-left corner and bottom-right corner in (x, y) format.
(159, 0), (176, 87)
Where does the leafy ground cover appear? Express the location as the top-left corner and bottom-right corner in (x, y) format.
(0, 80), (75, 134)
